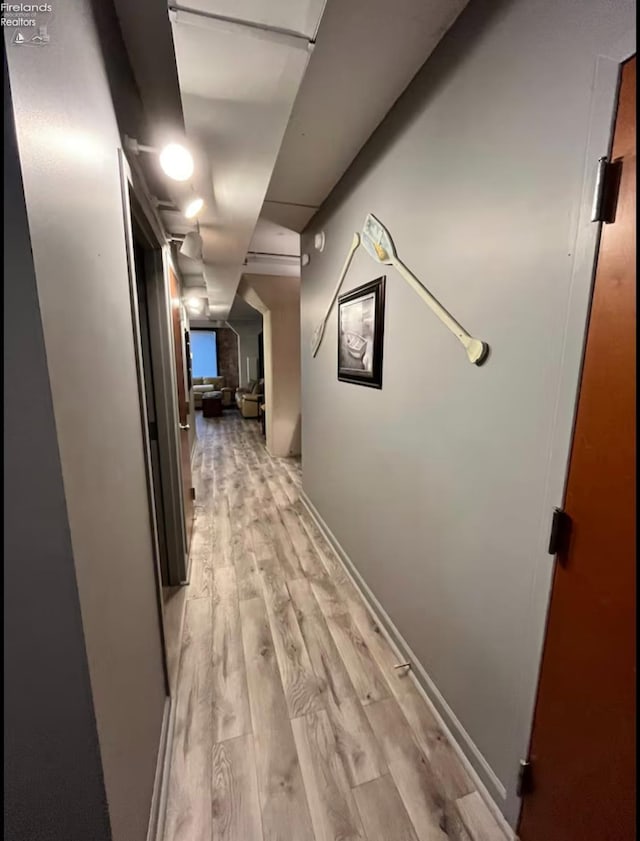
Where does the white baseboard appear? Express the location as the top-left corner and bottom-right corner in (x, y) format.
(300, 490), (518, 840)
(146, 696), (175, 841)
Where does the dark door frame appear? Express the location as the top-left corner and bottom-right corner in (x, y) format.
(131, 223), (171, 588)
(119, 155), (189, 589)
(167, 261), (195, 563)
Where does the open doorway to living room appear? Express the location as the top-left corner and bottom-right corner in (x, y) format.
(188, 295), (264, 425)
(226, 295), (265, 427)
(190, 327), (235, 416)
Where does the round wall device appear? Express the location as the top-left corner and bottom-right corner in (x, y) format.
(301, 253), (310, 267)
(313, 231), (325, 252)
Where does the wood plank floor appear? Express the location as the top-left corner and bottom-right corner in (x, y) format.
(163, 411), (509, 841)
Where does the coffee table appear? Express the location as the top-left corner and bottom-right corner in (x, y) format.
(202, 391), (223, 418)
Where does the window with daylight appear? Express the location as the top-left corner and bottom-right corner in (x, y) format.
(190, 330), (218, 378)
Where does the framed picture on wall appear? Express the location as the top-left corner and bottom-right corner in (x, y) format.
(337, 276), (385, 388)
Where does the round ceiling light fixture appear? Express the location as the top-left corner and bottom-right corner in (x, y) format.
(313, 231), (325, 252)
(184, 196), (205, 219)
(159, 143), (194, 181)
(186, 296), (204, 313)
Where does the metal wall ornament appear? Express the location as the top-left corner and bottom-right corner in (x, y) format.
(310, 214), (489, 366)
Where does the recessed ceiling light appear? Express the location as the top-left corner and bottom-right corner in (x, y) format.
(184, 197), (204, 219)
(159, 143), (194, 181)
(186, 297), (204, 312)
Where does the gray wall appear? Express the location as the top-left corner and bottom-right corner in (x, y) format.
(240, 274), (302, 457)
(227, 319), (262, 388)
(4, 1), (167, 838)
(300, 0), (634, 825)
(4, 60), (111, 841)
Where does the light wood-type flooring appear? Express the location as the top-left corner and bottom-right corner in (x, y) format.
(162, 411), (509, 841)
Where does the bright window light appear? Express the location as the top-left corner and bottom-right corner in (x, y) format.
(184, 197), (205, 219)
(191, 330), (218, 378)
(159, 143), (194, 181)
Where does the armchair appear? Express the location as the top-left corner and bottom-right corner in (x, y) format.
(235, 379), (264, 418)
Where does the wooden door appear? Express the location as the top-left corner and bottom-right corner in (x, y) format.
(519, 56), (636, 841)
(169, 266), (194, 553)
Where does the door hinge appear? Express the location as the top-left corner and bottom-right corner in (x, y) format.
(548, 507), (572, 556)
(591, 156), (622, 223)
(148, 420), (158, 441)
(517, 759), (533, 797)
(190, 487), (196, 501)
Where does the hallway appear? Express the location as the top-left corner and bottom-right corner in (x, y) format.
(163, 413), (506, 841)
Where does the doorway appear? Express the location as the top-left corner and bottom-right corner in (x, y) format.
(125, 186), (190, 588)
(131, 233), (170, 585)
(518, 55), (636, 841)
(168, 265), (195, 557)
(258, 329), (264, 379)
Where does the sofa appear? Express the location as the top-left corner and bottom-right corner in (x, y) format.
(192, 377), (234, 409)
(235, 379), (263, 418)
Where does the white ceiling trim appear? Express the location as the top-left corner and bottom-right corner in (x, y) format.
(169, 5), (312, 49)
(169, 0), (327, 41)
(168, 0), (325, 319)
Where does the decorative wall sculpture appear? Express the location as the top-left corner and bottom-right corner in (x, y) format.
(311, 215), (489, 366)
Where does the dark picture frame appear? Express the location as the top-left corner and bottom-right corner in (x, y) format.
(337, 276), (386, 388)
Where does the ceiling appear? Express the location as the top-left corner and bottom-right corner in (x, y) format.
(112, 0), (469, 320)
(173, 217), (300, 290)
(188, 292), (261, 328)
(243, 217), (300, 278)
(262, 0), (470, 232)
(168, 2), (325, 319)
(228, 295), (262, 322)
